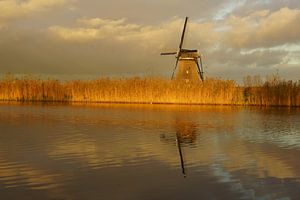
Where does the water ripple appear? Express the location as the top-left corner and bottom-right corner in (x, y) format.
(0, 103), (299, 199)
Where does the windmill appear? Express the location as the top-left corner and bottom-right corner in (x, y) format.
(161, 17), (204, 81)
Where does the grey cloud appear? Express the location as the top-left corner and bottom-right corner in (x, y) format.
(0, 1), (299, 83)
(231, 0), (300, 17)
(0, 28), (173, 77)
(207, 48), (288, 68)
(73, 0), (229, 24)
(0, 0), (70, 26)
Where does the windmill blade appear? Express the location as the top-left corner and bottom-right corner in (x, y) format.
(170, 17), (188, 80)
(195, 59), (202, 80)
(171, 56), (180, 80)
(178, 17), (188, 52)
(195, 58), (204, 81)
(199, 55), (204, 81)
(161, 52), (177, 55)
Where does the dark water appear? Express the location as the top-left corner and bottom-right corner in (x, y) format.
(0, 103), (299, 200)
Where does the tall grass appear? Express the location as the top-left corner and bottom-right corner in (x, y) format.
(243, 75), (300, 106)
(0, 74), (299, 106)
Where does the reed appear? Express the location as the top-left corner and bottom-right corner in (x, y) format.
(0, 74), (299, 106)
(243, 75), (300, 107)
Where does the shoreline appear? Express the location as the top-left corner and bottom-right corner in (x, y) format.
(0, 99), (299, 108)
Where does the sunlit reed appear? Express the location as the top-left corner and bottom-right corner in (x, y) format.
(0, 75), (299, 106)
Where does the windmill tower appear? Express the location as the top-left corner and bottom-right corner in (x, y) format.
(161, 17), (204, 81)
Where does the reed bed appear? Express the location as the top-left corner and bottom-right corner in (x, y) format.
(0, 75), (299, 106)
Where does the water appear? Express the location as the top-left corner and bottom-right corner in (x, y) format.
(0, 102), (299, 200)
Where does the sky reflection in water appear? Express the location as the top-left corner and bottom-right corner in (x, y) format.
(0, 103), (299, 200)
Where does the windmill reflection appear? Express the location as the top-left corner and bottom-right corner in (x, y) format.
(160, 120), (198, 177)
(176, 131), (186, 177)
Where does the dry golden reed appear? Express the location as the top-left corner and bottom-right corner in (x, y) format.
(0, 74), (299, 106)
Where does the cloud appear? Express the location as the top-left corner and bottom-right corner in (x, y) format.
(49, 7), (300, 50)
(49, 17), (219, 53)
(0, 4), (299, 82)
(231, 0), (300, 17)
(49, 18), (141, 42)
(72, 0), (230, 24)
(77, 18), (127, 27)
(0, 0), (68, 25)
(208, 48), (288, 68)
(224, 7), (300, 48)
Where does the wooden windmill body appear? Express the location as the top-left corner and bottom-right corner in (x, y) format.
(161, 17), (204, 81)
(176, 51), (201, 81)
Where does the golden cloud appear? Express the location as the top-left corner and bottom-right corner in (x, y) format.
(225, 7), (300, 48)
(49, 7), (300, 50)
(77, 18), (127, 27)
(49, 18), (142, 41)
(48, 17), (218, 52)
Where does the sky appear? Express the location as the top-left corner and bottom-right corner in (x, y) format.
(0, 0), (299, 82)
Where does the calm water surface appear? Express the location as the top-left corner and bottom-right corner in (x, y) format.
(0, 103), (299, 200)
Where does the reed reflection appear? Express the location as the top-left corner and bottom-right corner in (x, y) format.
(0, 103), (299, 200)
